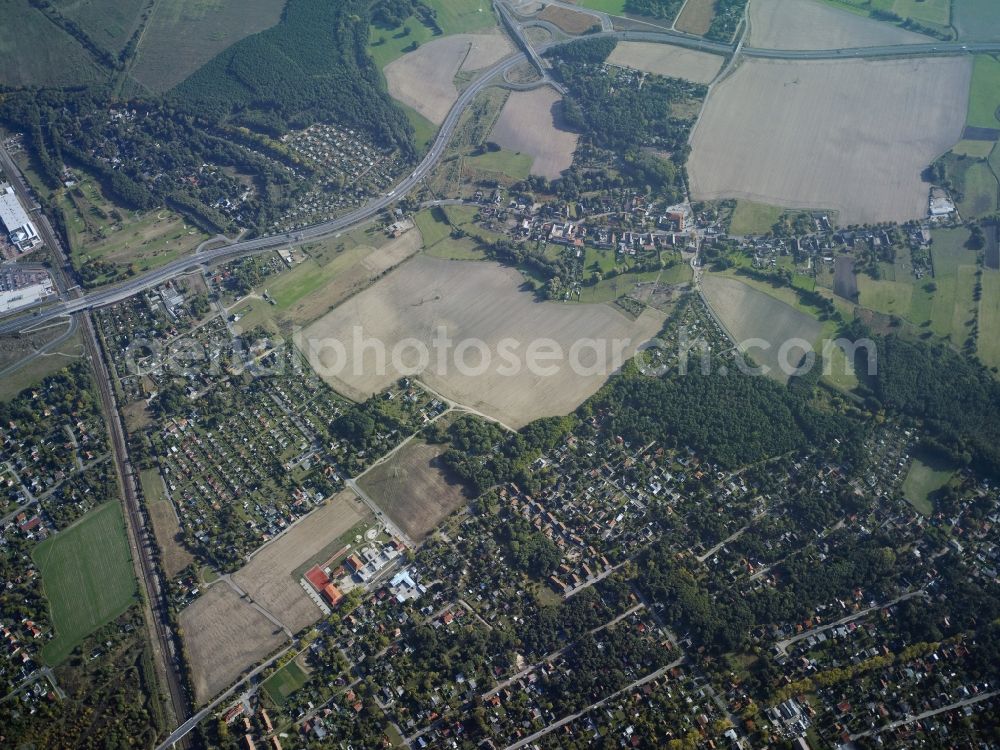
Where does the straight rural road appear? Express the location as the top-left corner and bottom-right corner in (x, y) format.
(2, 31), (998, 336)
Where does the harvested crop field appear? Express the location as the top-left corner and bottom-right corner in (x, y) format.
(538, 5), (602, 33)
(179, 583), (288, 706)
(489, 87), (579, 179)
(675, 0), (715, 35)
(701, 274), (823, 383)
(607, 42), (723, 83)
(688, 57), (972, 225)
(748, 0), (929, 50)
(359, 441), (471, 542)
(231, 492), (373, 635)
(384, 33), (512, 125)
(299, 256), (665, 428)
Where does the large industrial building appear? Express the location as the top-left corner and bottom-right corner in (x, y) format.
(0, 183), (41, 252)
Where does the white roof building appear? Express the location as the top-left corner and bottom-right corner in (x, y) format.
(0, 184), (40, 252)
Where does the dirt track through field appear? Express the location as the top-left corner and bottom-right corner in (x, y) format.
(688, 57), (972, 225)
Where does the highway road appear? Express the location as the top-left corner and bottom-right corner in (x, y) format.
(2, 29), (998, 336)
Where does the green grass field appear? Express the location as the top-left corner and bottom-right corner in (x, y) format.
(414, 208), (453, 248)
(955, 160), (999, 218)
(966, 55), (1000, 129)
(954, 0), (1000, 42)
(574, 0), (628, 13)
(466, 149), (533, 180)
(728, 201), (783, 236)
(262, 659), (309, 705)
(857, 275), (913, 318)
(367, 0), (497, 71)
(399, 103), (439, 154)
(56, 0), (148, 55)
(0, 0), (106, 87)
(817, 0), (950, 33)
(952, 139), (996, 158)
(978, 271), (1000, 370)
(0, 332), (85, 402)
(902, 451), (954, 515)
(424, 236), (486, 260)
(33, 502), (138, 665)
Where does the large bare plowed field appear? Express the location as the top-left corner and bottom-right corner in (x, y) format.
(748, 0), (929, 50)
(359, 441), (471, 541)
(688, 57), (972, 225)
(701, 274), (823, 383)
(231, 492), (372, 635)
(489, 87), (579, 179)
(607, 42), (723, 83)
(179, 583), (288, 705)
(298, 256), (665, 428)
(384, 33), (512, 125)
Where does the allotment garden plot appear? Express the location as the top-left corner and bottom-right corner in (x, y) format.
(688, 57), (972, 225)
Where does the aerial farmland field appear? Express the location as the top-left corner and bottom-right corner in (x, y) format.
(489, 87), (579, 180)
(359, 440), (471, 541)
(953, 0), (1000, 42)
(748, 0), (928, 50)
(132, 0), (285, 92)
(606, 42), (723, 83)
(179, 582), (289, 705)
(700, 274), (823, 383)
(231, 491), (374, 634)
(55, 0), (147, 55)
(0, 0), (105, 87)
(299, 256), (665, 428)
(383, 33), (512, 125)
(688, 57), (972, 225)
(33, 502), (137, 665)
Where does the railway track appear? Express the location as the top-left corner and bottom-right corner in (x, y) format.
(79, 312), (190, 746)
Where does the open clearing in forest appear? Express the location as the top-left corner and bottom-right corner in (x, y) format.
(606, 42), (723, 83)
(179, 583), (288, 706)
(701, 274), (824, 384)
(749, 0), (929, 50)
(359, 441), (471, 542)
(688, 57), (971, 225)
(299, 256), (665, 428)
(231, 491), (373, 635)
(33, 502), (137, 665)
(902, 449), (955, 515)
(133, 0), (285, 92)
(384, 32), (512, 125)
(489, 87), (579, 180)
